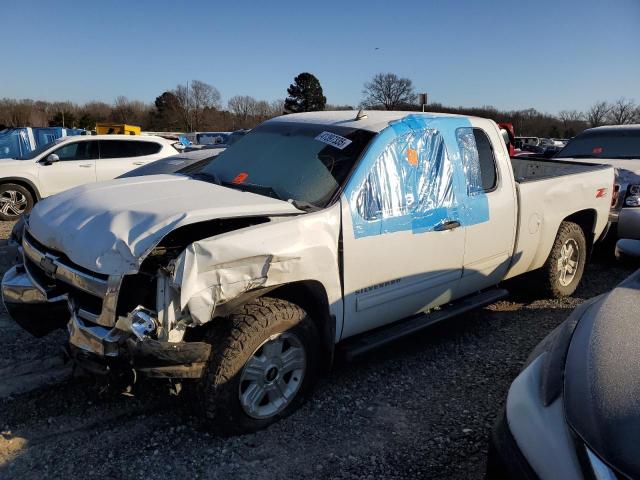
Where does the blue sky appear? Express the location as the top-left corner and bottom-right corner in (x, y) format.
(2, 0), (639, 114)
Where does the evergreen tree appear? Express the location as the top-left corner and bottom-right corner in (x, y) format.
(284, 73), (326, 113)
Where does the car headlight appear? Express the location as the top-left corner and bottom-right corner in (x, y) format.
(586, 448), (619, 480)
(625, 184), (640, 207)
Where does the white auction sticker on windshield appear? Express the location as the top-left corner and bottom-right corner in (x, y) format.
(315, 131), (352, 150)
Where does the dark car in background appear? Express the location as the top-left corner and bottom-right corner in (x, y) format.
(555, 125), (640, 239)
(118, 148), (222, 178)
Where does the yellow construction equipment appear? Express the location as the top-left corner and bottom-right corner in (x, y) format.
(95, 123), (141, 135)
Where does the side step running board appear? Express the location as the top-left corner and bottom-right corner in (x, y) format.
(340, 288), (508, 361)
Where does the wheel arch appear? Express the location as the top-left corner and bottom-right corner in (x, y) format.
(562, 209), (597, 256)
(0, 177), (42, 202)
(186, 280), (337, 372)
(266, 280), (336, 373)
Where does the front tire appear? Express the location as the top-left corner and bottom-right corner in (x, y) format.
(541, 221), (587, 298)
(0, 183), (34, 221)
(199, 297), (319, 435)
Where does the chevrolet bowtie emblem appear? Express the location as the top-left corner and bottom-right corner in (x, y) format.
(39, 255), (58, 277)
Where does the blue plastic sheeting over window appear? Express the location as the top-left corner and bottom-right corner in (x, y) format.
(0, 127), (87, 158)
(0, 129), (31, 158)
(456, 127), (484, 195)
(33, 128), (63, 148)
(346, 115), (490, 239)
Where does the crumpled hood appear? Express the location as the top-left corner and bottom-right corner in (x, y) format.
(28, 174), (300, 276)
(564, 269), (640, 479)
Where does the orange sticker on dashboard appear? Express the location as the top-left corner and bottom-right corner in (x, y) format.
(232, 172), (248, 184)
(593, 146), (603, 155)
(407, 149), (418, 166)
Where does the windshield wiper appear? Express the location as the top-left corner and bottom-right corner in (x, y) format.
(289, 199), (321, 212)
(223, 182), (284, 201)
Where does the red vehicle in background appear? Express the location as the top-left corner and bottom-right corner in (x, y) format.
(498, 122), (516, 156)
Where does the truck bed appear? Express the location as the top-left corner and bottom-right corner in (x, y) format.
(505, 157), (614, 280)
(510, 157), (611, 183)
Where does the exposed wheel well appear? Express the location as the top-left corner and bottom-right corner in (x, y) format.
(562, 209), (596, 255)
(268, 281), (335, 372)
(186, 280), (336, 371)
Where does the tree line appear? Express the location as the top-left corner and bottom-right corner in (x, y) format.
(1, 72), (637, 138)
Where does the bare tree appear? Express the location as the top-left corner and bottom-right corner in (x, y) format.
(112, 96), (134, 123)
(325, 104), (355, 111)
(586, 101), (610, 128)
(228, 95), (258, 120)
(190, 80), (221, 130)
(559, 110), (583, 125)
(253, 100), (272, 118)
(173, 84), (192, 131)
(269, 99), (285, 117)
(173, 80), (221, 131)
(607, 98), (636, 125)
(110, 96), (151, 126)
(361, 73), (416, 110)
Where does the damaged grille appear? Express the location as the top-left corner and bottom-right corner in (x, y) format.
(22, 230), (116, 325)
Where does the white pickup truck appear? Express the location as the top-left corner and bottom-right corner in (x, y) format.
(2, 111), (613, 434)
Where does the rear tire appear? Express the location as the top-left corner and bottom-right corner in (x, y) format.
(541, 221), (587, 298)
(199, 297), (320, 435)
(0, 183), (34, 221)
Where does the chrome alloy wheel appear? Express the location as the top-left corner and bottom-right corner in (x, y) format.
(0, 190), (27, 217)
(239, 332), (306, 419)
(557, 238), (579, 287)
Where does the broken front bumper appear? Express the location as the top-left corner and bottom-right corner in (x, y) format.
(1, 252), (210, 379)
(2, 265), (69, 337)
(67, 313), (211, 378)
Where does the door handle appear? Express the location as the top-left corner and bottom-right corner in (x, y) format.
(434, 220), (461, 231)
(133, 161), (145, 165)
(78, 164), (93, 168)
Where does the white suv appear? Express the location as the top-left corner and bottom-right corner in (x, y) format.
(0, 135), (179, 220)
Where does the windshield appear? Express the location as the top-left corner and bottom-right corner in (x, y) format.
(555, 129), (640, 159)
(196, 122), (376, 207)
(16, 137), (65, 160)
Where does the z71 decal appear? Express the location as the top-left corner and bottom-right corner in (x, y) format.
(595, 188), (607, 199)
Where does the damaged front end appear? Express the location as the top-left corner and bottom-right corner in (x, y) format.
(3, 208), (340, 380)
(1, 218), (270, 379)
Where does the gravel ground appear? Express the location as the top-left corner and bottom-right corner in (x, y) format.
(0, 221), (631, 480)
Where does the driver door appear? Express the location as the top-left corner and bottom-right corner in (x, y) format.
(340, 128), (466, 338)
(37, 139), (98, 196)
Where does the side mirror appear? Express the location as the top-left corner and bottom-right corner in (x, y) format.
(615, 239), (640, 265)
(44, 153), (60, 165)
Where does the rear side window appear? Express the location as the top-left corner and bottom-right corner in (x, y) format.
(457, 128), (497, 194)
(136, 141), (162, 155)
(99, 140), (161, 158)
(473, 129), (498, 192)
